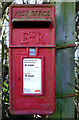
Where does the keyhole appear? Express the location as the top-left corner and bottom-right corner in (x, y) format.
(19, 77), (20, 81)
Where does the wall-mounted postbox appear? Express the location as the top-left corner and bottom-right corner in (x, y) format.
(9, 4), (55, 115)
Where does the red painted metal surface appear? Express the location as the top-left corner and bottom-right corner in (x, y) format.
(9, 4), (55, 115)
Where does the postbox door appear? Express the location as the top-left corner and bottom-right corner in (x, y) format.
(11, 47), (55, 114)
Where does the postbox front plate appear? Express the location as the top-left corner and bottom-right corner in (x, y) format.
(9, 4), (55, 115)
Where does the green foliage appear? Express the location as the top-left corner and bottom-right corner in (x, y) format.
(1, 5), (10, 119)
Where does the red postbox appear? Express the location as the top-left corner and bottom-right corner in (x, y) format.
(9, 4), (55, 115)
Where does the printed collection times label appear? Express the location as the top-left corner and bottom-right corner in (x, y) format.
(23, 58), (41, 94)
